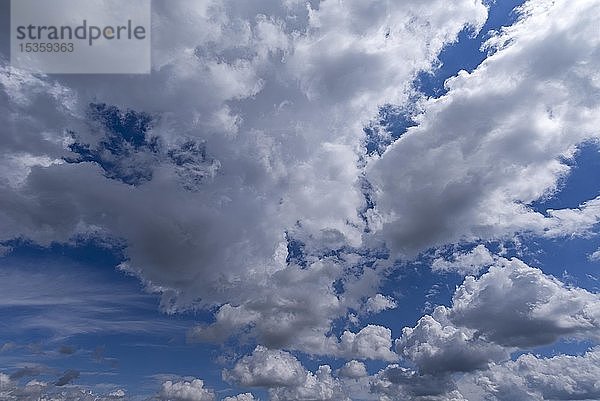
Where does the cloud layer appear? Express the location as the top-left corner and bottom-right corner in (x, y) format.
(2, 0), (600, 399)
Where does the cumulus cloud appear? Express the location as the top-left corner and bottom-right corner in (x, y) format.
(367, 0), (600, 257)
(338, 360), (368, 379)
(0, 0), (488, 355)
(371, 365), (463, 401)
(3, 0), (600, 398)
(108, 389), (126, 398)
(338, 325), (398, 361)
(269, 365), (350, 401)
(396, 307), (508, 374)
(223, 346), (306, 388)
(397, 256), (600, 378)
(222, 393), (257, 401)
(159, 379), (215, 401)
(224, 347), (351, 401)
(450, 258), (600, 347)
(461, 347), (600, 401)
(364, 294), (398, 314)
(431, 245), (496, 276)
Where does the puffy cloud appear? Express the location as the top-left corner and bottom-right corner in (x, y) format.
(371, 365), (463, 401)
(449, 258), (600, 347)
(224, 348), (350, 401)
(396, 307), (508, 374)
(223, 346), (306, 388)
(431, 245), (496, 276)
(338, 325), (398, 361)
(159, 379), (215, 401)
(222, 393), (257, 401)
(397, 256), (600, 380)
(462, 348), (600, 401)
(270, 365), (350, 401)
(108, 389), (126, 398)
(338, 360), (368, 379)
(364, 294), (397, 314)
(367, 0), (600, 257)
(0, 0), (488, 356)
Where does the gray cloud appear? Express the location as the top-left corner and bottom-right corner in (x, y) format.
(54, 369), (80, 386)
(460, 347), (600, 401)
(0, 0), (488, 356)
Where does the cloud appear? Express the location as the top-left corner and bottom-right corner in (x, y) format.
(58, 346), (76, 355)
(158, 379), (215, 401)
(0, 264), (187, 338)
(3, 1), (600, 399)
(371, 365), (462, 401)
(449, 258), (600, 347)
(9, 364), (50, 380)
(54, 369), (80, 386)
(222, 393), (257, 401)
(364, 294), (398, 314)
(0, 374), (127, 401)
(396, 256), (600, 379)
(461, 347), (600, 401)
(338, 360), (368, 379)
(270, 365), (350, 401)
(338, 325), (398, 361)
(431, 245), (496, 276)
(396, 307), (508, 374)
(223, 346), (305, 388)
(108, 389), (126, 398)
(588, 248), (600, 262)
(224, 347), (350, 401)
(367, 0), (600, 257)
(0, 0), (488, 355)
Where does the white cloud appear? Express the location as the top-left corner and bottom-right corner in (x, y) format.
(159, 379), (215, 401)
(460, 347), (600, 401)
(108, 389), (126, 398)
(0, 264), (187, 338)
(223, 346), (306, 388)
(338, 360), (368, 379)
(3, 2), (600, 399)
(0, 0), (488, 356)
(0, 374), (126, 401)
(222, 393), (257, 401)
(396, 306), (508, 374)
(367, 0), (600, 257)
(270, 365), (350, 401)
(224, 347), (350, 401)
(431, 245), (496, 276)
(339, 325), (398, 361)
(588, 248), (600, 262)
(364, 294), (397, 314)
(450, 258), (600, 347)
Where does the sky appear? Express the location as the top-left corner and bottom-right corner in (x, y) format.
(1, 0), (600, 400)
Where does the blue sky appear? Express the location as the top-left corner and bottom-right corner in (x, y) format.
(2, 1), (600, 400)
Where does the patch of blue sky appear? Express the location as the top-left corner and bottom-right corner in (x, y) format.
(0, 243), (220, 397)
(365, 0), (527, 160)
(416, 0), (526, 98)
